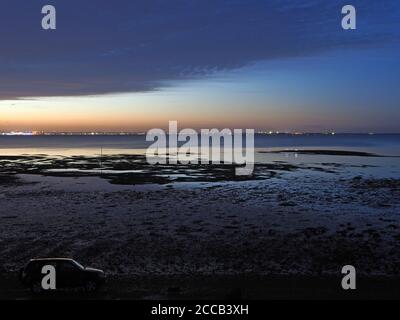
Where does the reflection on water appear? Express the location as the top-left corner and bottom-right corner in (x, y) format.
(0, 134), (399, 155)
(256, 151), (400, 179)
(0, 134), (399, 180)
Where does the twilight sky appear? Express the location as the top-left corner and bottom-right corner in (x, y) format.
(0, 0), (399, 132)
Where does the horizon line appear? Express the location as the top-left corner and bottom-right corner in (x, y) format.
(1, 131), (400, 136)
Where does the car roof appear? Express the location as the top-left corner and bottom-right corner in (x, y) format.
(29, 258), (75, 263)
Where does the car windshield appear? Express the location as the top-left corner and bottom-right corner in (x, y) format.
(71, 260), (84, 270)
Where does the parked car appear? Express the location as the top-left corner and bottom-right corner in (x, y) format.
(19, 258), (106, 293)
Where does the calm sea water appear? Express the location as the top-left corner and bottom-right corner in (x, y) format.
(0, 134), (399, 178)
(0, 134), (399, 156)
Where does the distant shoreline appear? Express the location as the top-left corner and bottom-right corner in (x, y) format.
(1, 132), (400, 136)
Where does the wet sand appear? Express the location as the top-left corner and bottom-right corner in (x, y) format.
(0, 153), (400, 299)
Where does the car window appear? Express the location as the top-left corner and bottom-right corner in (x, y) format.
(27, 262), (56, 274)
(72, 260), (84, 270)
(59, 261), (79, 273)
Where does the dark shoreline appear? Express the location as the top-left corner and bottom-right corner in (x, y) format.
(2, 273), (400, 300)
(259, 150), (387, 157)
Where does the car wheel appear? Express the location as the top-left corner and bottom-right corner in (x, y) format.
(30, 282), (42, 294)
(85, 281), (97, 292)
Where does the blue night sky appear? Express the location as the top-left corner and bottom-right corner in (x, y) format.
(0, 0), (399, 132)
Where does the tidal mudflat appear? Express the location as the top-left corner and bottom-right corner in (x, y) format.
(0, 150), (400, 299)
